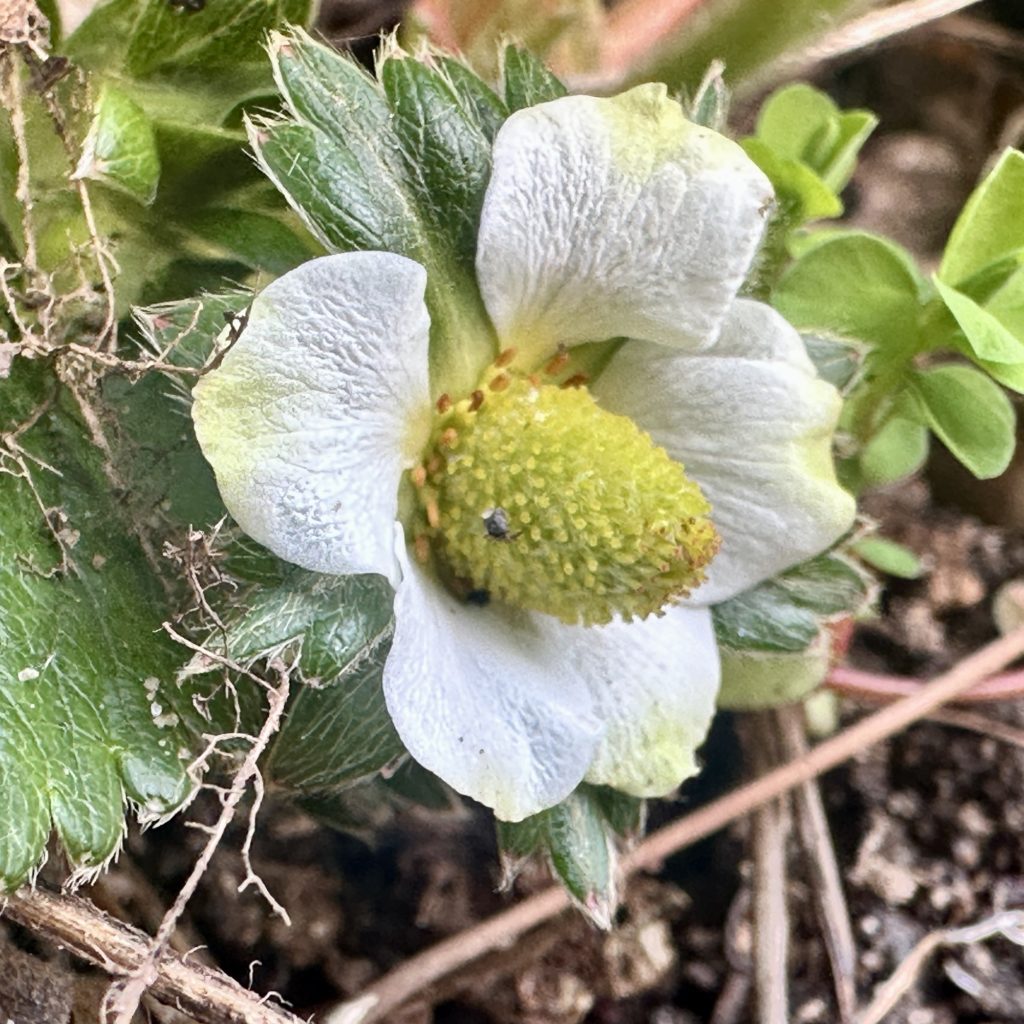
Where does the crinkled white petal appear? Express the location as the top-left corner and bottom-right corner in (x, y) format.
(383, 543), (602, 822)
(475, 85), (773, 362)
(192, 253), (432, 582)
(543, 605), (720, 797)
(595, 299), (855, 604)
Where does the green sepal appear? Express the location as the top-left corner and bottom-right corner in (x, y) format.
(258, 30), (500, 397)
(717, 639), (832, 711)
(497, 786), (619, 927)
(502, 44), (567, 112)
(712, 553), (868, 655)
(220, 572), (403, 793)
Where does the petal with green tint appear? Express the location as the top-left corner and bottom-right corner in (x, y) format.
(383, 544), (601, 822)
(476, 85), (772, 362)
(565, 605), (720, 797)
(595, 299), (854, 604)
(192, 253), (432, 581)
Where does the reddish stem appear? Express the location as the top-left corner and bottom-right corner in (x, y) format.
(827, 664), (1024, 704)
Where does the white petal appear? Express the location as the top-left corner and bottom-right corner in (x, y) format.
(476, 85), (773, 363)
(547, 606), (720, 796)
(192, 253), (432, 581)
(595, 299), (855, 604)
(383, 545), (602, 822)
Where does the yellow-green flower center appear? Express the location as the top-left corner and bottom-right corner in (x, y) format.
(409, 358), (719, 626)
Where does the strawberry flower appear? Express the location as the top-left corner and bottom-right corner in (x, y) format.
(192, 85), (854, 821)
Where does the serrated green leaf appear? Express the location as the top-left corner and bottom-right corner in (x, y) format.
(941, 149), (1024, 288)
(502, 44), (567, 112)
(858, 414), (929, 488)
(934, 278), (1024, 363)
(712, 554), (866, 654)
(74, 83), (159, 204)
(0, 363), (195, 888)
(908, 364), (1016, 479)
(851, 537), (924, 579)
(773, 231), (925, 350)
(222, 573), (403, 793)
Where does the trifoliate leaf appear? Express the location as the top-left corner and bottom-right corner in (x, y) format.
(502, 44), (567, 112)
(754, 83), (875, 192)
(907, 364), (1016, 479)
(773, 231), (925, 351)
(940, 149), (1024, 288)
(0, 363), (196, 889)
(74, 84), (160, 204)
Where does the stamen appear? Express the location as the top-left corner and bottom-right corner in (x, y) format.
(544, 347), (569, 376)
(488, 372), (510, 393)
(410, 465), (427, 488)
(436, 393), (452, 414)
(468, 389), (485, 412)
(561, 373), (588, 389)
(495, 347), (517, 368)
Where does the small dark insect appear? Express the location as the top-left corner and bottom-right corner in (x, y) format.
(482, 507), (520, 542)
(466, 588), (491, 607)
(168, 0), (206, 11)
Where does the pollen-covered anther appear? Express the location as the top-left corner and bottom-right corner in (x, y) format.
(416, 374), (719, 626)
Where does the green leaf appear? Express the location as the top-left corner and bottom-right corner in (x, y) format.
(221, 572), (403, 793)
(934, 278), (1024, 363)
(908, 364), (1016, 479)
(742, 137), (841, 225)
(754, 83), (875, 191)
(0, 363), (195, 889)
(127, 0), (311, 78)
(851, 537), (924, 580)
(73, 83), (160, 204)
(712, 553), (866, 655)
(502, 44), (567, 112)
(498, 787), (615, 925)
(858, 414), (929, 488)
(941, 149), (1024, 288)
(182, 207), (319, 274)
(259, 30), (499, 396)
(773, 231), (925, 350)
(67, 0), (311, 78)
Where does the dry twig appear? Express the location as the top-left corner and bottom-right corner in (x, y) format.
(858, 910), (1024, 1024)
(776, 706), (858, 1024)
(2, 888), (306, 1024)
(327, 623), (1024, 1023)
